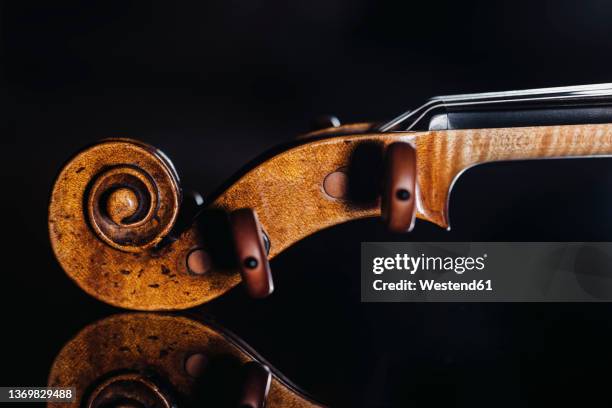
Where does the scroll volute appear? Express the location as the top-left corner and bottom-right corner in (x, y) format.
(50, 138), (182, 253)
(48, 139), (196, 311)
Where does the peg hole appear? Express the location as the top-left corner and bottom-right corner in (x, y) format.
(244, 257), (258, 269)
(396, 189), (411, 201)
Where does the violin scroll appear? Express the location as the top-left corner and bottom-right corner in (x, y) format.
(48, 134), (428, 310)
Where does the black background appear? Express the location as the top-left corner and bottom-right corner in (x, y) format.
(5, 1), (612, 406)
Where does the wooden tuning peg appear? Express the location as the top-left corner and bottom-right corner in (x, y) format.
(229, 209), (274, 298)
(381, 142), (417, 233)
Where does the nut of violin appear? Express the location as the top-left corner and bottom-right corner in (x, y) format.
(230, 209), (274, 298)
(381, 142), (417, 233)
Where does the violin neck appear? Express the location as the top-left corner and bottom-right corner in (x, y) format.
(415, 123), (612, 228)
(378, 83), (612, 228)
(434, 123), (612, 163)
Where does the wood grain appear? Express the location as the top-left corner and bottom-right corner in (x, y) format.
(48, 313), (323, 408)
(49, 124), (612, 310)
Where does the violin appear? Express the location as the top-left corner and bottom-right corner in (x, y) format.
(48, 83), (612, 310)
(48, 313), (323, 407)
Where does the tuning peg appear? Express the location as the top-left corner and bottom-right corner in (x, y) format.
(237, 362), (272, 408)
(381, 142), (417, 233)
(229, 209), (274, 298)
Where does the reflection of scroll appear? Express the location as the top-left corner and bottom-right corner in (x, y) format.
(48, 313), (323, 408)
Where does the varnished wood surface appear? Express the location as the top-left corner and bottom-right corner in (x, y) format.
(48, 313), (323, 408)
(49, 124), (612, 310)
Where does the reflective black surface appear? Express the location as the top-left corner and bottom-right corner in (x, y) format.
(5, 1), (612, 407)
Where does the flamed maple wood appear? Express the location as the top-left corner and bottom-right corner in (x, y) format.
(48, 123), (612, 310)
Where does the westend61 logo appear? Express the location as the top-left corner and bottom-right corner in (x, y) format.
(372, 253), (488, 275)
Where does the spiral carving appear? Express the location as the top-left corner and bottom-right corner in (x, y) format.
(88, 165), (170, 251)
(50, 139), (181, 254)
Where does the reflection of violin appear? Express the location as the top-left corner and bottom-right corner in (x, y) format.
(49, 83), (612, 310)
(48, 313), (323, 408)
